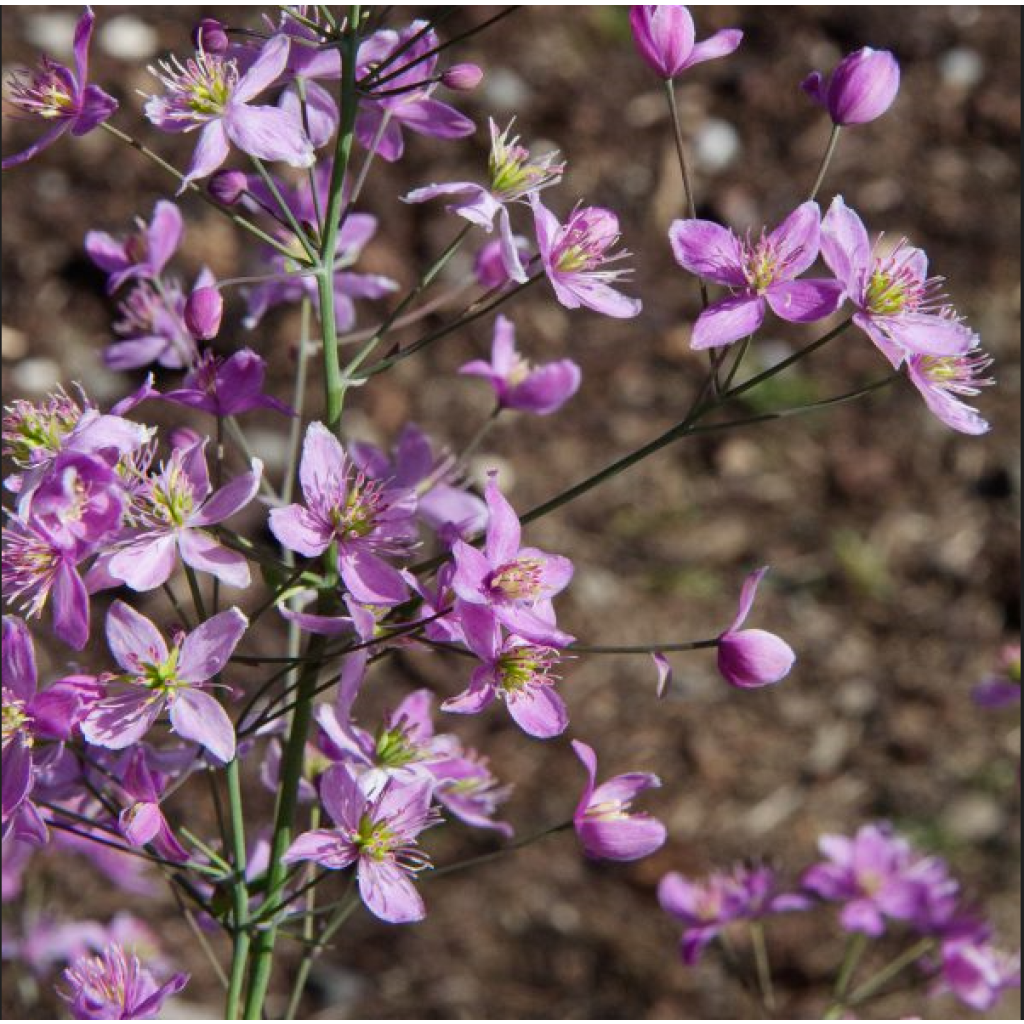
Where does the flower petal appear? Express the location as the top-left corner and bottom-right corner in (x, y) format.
(691, 295), (766, 350)
(169, 688), (236, 763)
(177, 608), (248, 684)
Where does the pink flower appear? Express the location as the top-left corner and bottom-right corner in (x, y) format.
(532, 198), (642, 319)
(717, 569), (795, 690)
(906, 348), (994, 437)
(572, 741), (666, 862)
(461, 316), (581, 416)
(107, 440), (261, 592)
(2, 7), (118, 169)
(62, 944), (188, 1020)
(85, 201), (184, 295)
(670, 201), (844, 350)
(630, 6), (742, 81)
(82, 601), (246, 763)
(144, 36), (314, 189)
(803, 48), (901, 127)
(283, 765), (440, 925)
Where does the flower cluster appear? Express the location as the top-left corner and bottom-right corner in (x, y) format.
(0, 4), (1008, 1020)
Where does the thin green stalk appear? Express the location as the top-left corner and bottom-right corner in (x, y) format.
(184, 564), (208, 622)
(810, 125), (842, 202)
(664, 80), (708, 308)
(100, 123), (306, 262)
(284, 808), (322, 1021)
(283, 298), (314, 505)
(571, 639), (719, 655)
(847, 939), (936, 1009)
(751, 922), (777, 1014)
(225, 760), (252, 1020)
(427, 822), (573, 882)
(250, 155), (318, 262)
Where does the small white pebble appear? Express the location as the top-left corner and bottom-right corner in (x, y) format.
(11, 358), (61, 395)
(99, 16), (159, 61)
(940, 48), (985, 91)
(24, 12), (77, 56)
(694, 118), (742, 173)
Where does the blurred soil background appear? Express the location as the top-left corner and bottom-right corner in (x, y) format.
(2, 5), (1021, 1020)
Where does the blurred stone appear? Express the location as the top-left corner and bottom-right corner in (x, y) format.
(1, 325), (28, 360)
(943, 794), (1006, 843)
(99, 15), (159, 59)
(694, 118), (741, 173)
(482, 68), (530, 114)
(941, 48), (985, 91)
(11, 357), (60, 394)
(24, 11), (77, 55)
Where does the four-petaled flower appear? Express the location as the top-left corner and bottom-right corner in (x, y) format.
(82, 601), (246, 763)
(670, 201), (845, 350)
(283, 764), (440, 924)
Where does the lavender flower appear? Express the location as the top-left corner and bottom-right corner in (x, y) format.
(2, 617), (80, 833)
(162, 349), (292, 419)
(144, 35), (314, 189)
(717, 569), (796, 690)
(429, 743), (513, 838)
(283, 765), (440, 924)
(2, 7), (117, 169)
(108, 277), (198, 372)
(62, 944), (188, 1020)
(630, 5), (743, 81)
(405, 120), (565, 284)
(451, 475), (574, 647)
(803, 48), (901, 127)
(939, 929), (1021, 1012)
(108, 439), (262, 592)
(460, 316), (582, 416)
(821, 197), (977, 366)
(973, 645), (1021, 709)
(270, 422), (418, 606)
(659, 863), (809, 965)
(572, 741), (666, 862)
(85, 202), (183, 295)
(906, 347), (994, 437)
(532, 197), (642, 319)
(355, 22), (476, 163)
(670, 201), (845, 350)
(82, 601), (245, 763)
(116, 748), (189, 863)
(802, 823), (959, 937)
(444, 602), (569, 740)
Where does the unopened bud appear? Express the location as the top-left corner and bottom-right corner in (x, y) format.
(193, 18), (230, 56)
(442, 63), (484, 92)
(208, 170), (248, 207)
(185, 287), (224, 342)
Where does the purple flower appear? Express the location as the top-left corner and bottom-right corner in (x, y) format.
(451, 475), (574, 647)
(350, 423), (488, 542)
(62, 944), (188, 1020)
(659, 864), (809, 965)
(2, 7), (118, 170)
(28, 452), (125, 551)
(108, 277), (198, 372)
(283, 765), (439, 924)
(670, 201), (845, 350)
(82, 601), (245, 763)
(429, 744), (513, 838)
(974, 645), (1021, 709)
(2, 617), (80, 832)
(802, 823), (959, 938)
(475, 236), (532, 292)
(85, 202), (183, 295)
(144, 35), (314, 189)
(270, 422), (418, 606)
(906, 347), (994, 437)
(630, 5), (743, 80)
(162, 349), (292, 418)
(803, 48), (901, 127)
(821, 197), (977, 367)
(355, 22), (476, 163)
(405, 120), (565, 284)
(533, 198), (642, 319)
(461, 316), (581, 416)
(108, 440), (262, 592)
(571, 740), (666, 862)
(444, 603), (569, 740)
(2, 518), (92, 650)
(939, 932), (1021, 1012)
(717, 569), (795, 690)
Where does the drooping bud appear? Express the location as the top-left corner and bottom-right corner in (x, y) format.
(442, 63), (484, 91)
(208, 169), (248, 207)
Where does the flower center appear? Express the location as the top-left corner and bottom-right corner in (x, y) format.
(744, 239), (780, 293)
(8, 61), (76, 120)
(2, 389), (83, 469)
(355, 815), (399, 861)
(330, 475), (386, 541)
(2, 693), (31, 748)
(375, 725), (420, 769)
(488, 558), (545, 602)
(140, 649), (182, 693)
(489, 126), (564, 202)
(865, 268), (911, 316)
(146, 461), (197, 528)
(496, 644), (559, 695)
(150, 53), (239, 125)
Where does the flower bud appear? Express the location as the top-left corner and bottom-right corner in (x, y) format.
(442, 63), (484, 91)
(208, 170), (248, 207)
(192, 18), (230, 56)
(184, 287), (223, 342)
(630, 4), (696, 79)
(803, 47), (901, 126)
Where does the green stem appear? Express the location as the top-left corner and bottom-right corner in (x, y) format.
(225, 760), (251, 1020)
(184, 565), (208, 623)
(428, 822), (573, 882)
(100, 123), (305, 262)
(847, 939), (936, 1009)
(664, 80), (709, 308)
(810, 125), (842, 202)
(250, 155), (318, 262)
(751, 922), (777, 1014)
(284, 808), (322, 1021)
(571, 639), (719, 656)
